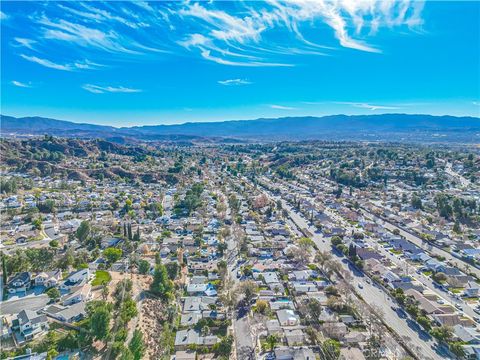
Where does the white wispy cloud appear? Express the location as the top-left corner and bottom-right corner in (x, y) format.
(337, 101), (401, 111)
(20, 54), (100, 71)
(12, 80), (32, 88)
(11, 1), (424, 68)
(0, 11), (8, 20)
(82, 84), (142, 94)
(14, 38), (37, 50)
(270, 104), (296, 110)
(11, 80), (32, 88)
(218, 79), (252, 86)
(176, 0), (423, 65)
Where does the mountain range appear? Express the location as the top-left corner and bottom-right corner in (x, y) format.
(1, 114), (478, 143)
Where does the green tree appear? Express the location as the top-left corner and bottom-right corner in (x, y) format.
(213, 335), (233, 357)
(430, 326), (453, 342)
(103, 248), (123, 264)
(129, 330), (145, 360)
(46, 287), (60, 300)
(2, 252), (8, 285)
(120, 298), (138, 323)
(90, 304), (111, 341)
(76, 221), (91, 243)
(411, 195), (423, 210)
(453, 221), (462, 234)
(150, 264), (174, 300)
(32, 218), (42, 230)
(49, 240), (59, 249)
(416, 316), (432, 331)
(165, 262), (179, 281)
(321, 339), (340, 360)
(266, 334), (277, 352)
(330, 236), (343, 247)
(449, 341), (465, 358)
(138, 260), (150, 275)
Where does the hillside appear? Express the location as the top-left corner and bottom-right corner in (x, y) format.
(1, 113), (479, 143)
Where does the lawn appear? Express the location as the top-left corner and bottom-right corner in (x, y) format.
(92, 270), (111, 286)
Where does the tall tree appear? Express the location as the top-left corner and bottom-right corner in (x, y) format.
(2, 252), (8, 285)
(129, 330), (145, 360)
(76, 221), (91, 243)
(127, 223), (133, 241)
(150, 264), (174, 301)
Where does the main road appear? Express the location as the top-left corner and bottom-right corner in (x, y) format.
(262, 185), (449, 360)
(360, 208), (480, 278)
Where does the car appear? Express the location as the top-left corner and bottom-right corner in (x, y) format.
(455, 303), (463, 310)
(265, 353), (275, 360)
(358, 283), (364, 289)
(366, 279), (371, 284)
(474, 317), (480, 323)
(437, 299), (445, 305)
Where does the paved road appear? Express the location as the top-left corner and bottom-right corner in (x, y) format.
(361, 208), (480, 279)
(266, 189), (448, 360)
(293, 171), (480, 280)
(1, 294), (49, 315)
(445, 163), (471, 188)
(322, 206), (479, 326)
(222, 195), (255, 359)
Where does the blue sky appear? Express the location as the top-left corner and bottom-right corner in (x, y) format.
(1, 1), (479, 126)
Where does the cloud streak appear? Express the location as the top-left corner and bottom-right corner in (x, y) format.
(337, 101), (401, 111)
(270, 104), (296, 110)
(12, 80), (32, 88)
(20, 54), (101, 71)
(218, 79), (252, 86)
(10, 1), (424, 68)
(82, 84), (142, 94)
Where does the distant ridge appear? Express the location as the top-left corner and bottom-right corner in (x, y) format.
(1, 113), (479, 143)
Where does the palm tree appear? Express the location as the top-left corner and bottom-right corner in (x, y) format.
(101, 281), (109, 300)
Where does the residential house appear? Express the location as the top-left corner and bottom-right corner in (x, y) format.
(174, 329), (219, 350)
(62, 284), (92, 306)
(43, 302), (86, 323)
(33, 270), (62, 288)
(12, 310), (48, 341)
(274, 347), (316, 360)
(60, 268), (90, 290)
(277, 309), (300, 326)
(7, 272), (31, 294)
(464, 282), (480, 297)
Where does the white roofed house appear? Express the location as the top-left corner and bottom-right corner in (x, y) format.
(186, 283), (217, 297)
(174, 329), (219, 351)
(33, 270), (62, 288)
(464, 281), (480, 297)
(61, 284), (92, 306)
(11, 310), (48, 342)
(276, 309), (300, 326)
(43, 301), (87, 323)
(60, 268), (90, 290)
